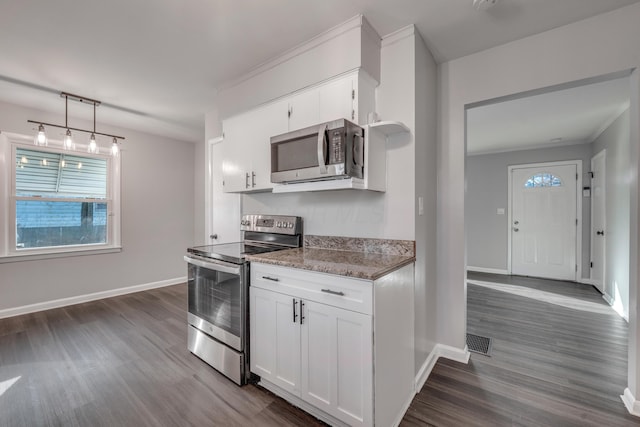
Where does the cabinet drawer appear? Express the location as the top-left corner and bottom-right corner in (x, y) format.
(251, 263), (373, 315)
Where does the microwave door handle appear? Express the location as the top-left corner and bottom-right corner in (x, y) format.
(317, 124), (328, 174)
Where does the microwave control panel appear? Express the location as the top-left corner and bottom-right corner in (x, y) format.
(329, 130), (343, 164)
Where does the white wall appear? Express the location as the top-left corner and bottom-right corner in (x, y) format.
(466, 143), (593, 277)
(593, 109), (631, 319)
(0, 100), (194, 312)
(439, 2), (640, 411)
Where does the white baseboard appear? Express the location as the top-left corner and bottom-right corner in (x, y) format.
(0, 277), (187, 319)
(578, 278), (598, 286)
(603, 293), (629, 322)
(415, 344), (471, 393)
(467, 266), (509, 275)
(621, 388), (640, 417)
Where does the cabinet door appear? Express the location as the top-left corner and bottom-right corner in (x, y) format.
(221, 114), (251, 192)
(250, 287), (301, 395)
(319, 75), (354, 123)
(301, 301), (373, 427)
(248, 99), (288, 191)
(288, 88), (320, 131)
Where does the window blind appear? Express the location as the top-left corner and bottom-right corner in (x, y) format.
(16, 148), (107, 198)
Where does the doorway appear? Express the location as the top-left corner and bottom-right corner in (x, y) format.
(508, 161), (581, 281)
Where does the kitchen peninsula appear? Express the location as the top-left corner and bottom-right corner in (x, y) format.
(247, 236), (416, 427)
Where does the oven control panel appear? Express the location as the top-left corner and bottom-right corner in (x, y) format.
(240, 214), (302, 235)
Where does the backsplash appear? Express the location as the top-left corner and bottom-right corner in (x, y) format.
(304, 235), (415, 257)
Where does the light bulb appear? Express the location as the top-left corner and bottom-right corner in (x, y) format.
(42, 159), (48, 166)
(87, 134), (99, 154)
(110, 138), (119, 157)
(63, 129), (75, 150)
(34, 124), (48, 146)
(61, 160), (66, 168)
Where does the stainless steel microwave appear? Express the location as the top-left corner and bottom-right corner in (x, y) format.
(270, 119), (364, 184)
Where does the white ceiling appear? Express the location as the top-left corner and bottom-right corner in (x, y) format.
(466, 76), (631, 155)
(0, 0), (638, 142)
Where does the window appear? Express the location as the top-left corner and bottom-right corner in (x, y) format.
(1, 134), (121, 259)
(524, 173), (562, 188)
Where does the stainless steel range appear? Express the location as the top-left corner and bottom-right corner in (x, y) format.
(184, 214), (302, 385)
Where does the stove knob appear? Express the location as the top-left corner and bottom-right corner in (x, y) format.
(288, 222), (293, 228)
(276, 221), (281, 228)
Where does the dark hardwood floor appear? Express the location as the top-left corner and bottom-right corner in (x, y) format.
(1, 274), (638, 426)
(402, 272), (639, 427)
(0, 285), (324, 427)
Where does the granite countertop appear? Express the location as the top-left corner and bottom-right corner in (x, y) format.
(246, 236), (416, 281)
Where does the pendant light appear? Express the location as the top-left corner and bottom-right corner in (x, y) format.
(62, 96), (75, 150)
(28, 92), (125, 156)
(34, 124), (48, 146)
(110, 137), (119, 157)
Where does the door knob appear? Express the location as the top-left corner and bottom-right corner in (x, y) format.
(513, 228), (519, 232)
(210, 234), (218, 240)
(513, 220), (519, 225)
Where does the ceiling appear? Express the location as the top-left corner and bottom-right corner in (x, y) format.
(466, 76), (631, 155)
(0, 0), (638, 143)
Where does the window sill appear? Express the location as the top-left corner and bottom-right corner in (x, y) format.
(0, 246), (122, 264)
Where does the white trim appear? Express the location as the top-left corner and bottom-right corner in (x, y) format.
(507, 160), (583, 281)
(0, 276), (186, 319)
(578, 278), (599, 286)
(415, 349), (439, 392)
(467, 266), (509, 275)
(415, 344), (471, 393)
(603, 292), (629, 322)
(621, 388), (640, 417)
(590, 149), (606, 293)
(380, 25), (415, 48)
(218, 15), (365, 92)
(0, 246), (122, 264)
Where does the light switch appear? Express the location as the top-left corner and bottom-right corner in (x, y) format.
(497, 208), (505, 215)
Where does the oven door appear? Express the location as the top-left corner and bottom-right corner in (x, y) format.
(184, 255), (246, 352)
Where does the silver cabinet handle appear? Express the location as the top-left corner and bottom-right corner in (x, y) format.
(252, 171), (256, 187)
(262, 276), (279, 282)
(292, 298), (298, 323)
(321, 288), (345, 296)
(245, 172), (250, 188)
(513, 228), (519, 232)
(300, 300), (305, 324)
(514, 220), (519, 225)
(209, 234), (218, 240)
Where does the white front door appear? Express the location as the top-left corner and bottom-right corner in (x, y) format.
(511, 163), (578, 281)
(208, 138), (241, 244)
(590, 150), (606, 292)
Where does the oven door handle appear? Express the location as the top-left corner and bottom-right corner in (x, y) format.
(183, 255), (241, 275)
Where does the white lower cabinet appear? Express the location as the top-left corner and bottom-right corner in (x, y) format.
(250, 287), (301, 395)
(250, 262), (414, 427)
(301, 300), (372, 426)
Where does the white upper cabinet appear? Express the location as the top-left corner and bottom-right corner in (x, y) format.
(222, 99), (288, 193)
(222, 69), (377, 193)
(287, 88), (320, 131)
(319, 75), (354, 123)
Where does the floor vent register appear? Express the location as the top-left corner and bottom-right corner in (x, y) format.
(466, 333), (492, 356)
